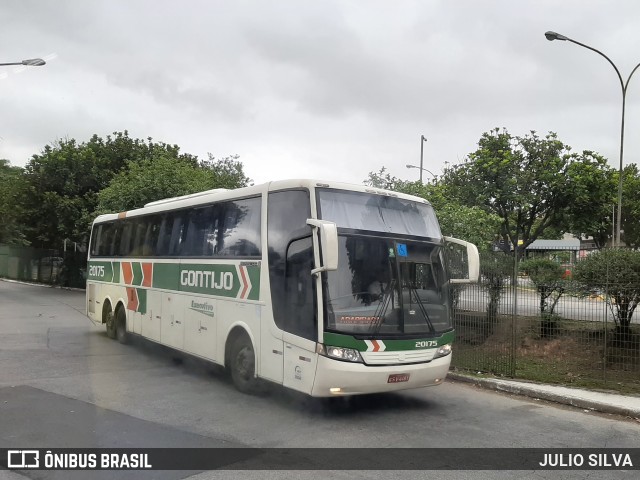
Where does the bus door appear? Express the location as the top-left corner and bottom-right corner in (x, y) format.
(282, 218), (338, 393)
(266, 189), (317, 392)
(282, 236), (318, 394)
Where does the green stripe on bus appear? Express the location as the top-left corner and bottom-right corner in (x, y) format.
(89, 260), (260, 300)
(152, 263), (180, 289)
(246, 265), (260, 301)
(137, 288), (147, 314)
(178, 264), (242, 298)
(151, 262), (260, 300)
(132, 262), (143, 286)
(323, 330), (455, 351)
(87, 261), (116, 282)
(112, 262), (120, 283)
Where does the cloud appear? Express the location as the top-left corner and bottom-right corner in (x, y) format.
(2, 0), (640, 184)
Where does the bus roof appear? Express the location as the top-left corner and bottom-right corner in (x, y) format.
(92, 179), (432, 224)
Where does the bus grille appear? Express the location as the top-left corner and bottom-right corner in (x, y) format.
(360, 349), (437, 365)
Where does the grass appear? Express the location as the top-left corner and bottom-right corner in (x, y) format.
(513, 356), (640, 395)
(451, 311), (640, 396)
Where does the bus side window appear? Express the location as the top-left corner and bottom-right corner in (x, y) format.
(202, 205), (219, 256)
(99, 223), (116, 257)
(118, 221), (134, 256)
(156, 215), (172, 256)
(183, 207), (212, 256)
(143, 215), (162, 256)
(90, 224), (102, 257)
(111, 223), (123, 257)
(211, 203), (225, 255)
(267, 190), (314, 337)
(285, 237), (315, 340)
(130, 218), (147, 257)
(217, 198), (261, 257)
(168, 211), (188, 256)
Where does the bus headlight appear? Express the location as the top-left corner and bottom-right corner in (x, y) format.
(433, 343), (452, 359)
(318, 345), (363, 363)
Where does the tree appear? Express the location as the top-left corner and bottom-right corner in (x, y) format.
(365, 168), (501, 251)
(98, 154), (250, 212)
(520, 258), (565, 315)
(0, 160), (29, 245)
(366, 167), (415, 191)
(566, 162), (640, 249)
(20, 132), (216, 249)
(481, 251), (513, 332)
(440, 128), (612, 256)
(200, 154), (251, 190)
(565, 153), (616, 249)
(573, 249), (640, 338)
(620, 164), (640, 249)
(520, 258), (567, 338)
(434, 202), (501, 252)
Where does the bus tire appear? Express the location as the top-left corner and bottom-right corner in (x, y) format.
(229, 334), (262, 395)
(105, 306), (116, 340)
(115, 306), (128, 344)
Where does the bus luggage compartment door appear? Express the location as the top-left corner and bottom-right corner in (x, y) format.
(160, 293), (185, 350)
(283, 333), (317, 394)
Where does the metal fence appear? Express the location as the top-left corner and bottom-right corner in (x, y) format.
(451, 253), (640, 394)
(0, 244), (87, 289)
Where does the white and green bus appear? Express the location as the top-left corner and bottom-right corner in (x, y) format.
(86, 180), (479, 397)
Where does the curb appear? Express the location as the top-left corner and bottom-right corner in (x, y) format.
(0, 277), (86, 292)
(448, 372), (640, 419)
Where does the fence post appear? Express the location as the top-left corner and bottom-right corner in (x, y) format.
(603, 256), (611, 384)
(510, 250), (519, 377)
(603, 283), (608, 384)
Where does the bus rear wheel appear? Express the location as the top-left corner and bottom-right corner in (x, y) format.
(229, 335), (263, 395)
(115, 307), (128, 344)
(105, 308), (116, 340)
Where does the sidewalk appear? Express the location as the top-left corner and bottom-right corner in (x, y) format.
(449, 372), (640, 419)
(0, 277), (85, 292)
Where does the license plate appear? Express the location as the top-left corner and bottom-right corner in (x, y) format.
(387, 373), (410, 383)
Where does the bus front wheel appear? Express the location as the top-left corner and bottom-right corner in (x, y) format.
(230, 335), (263, 395)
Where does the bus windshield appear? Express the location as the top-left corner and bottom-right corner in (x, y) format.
(323, 235), (452, 337)
(317, 189), (441, 238)
(318, 189), (449, 337)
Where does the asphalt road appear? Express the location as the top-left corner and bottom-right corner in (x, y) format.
(1, 280), (639, 480)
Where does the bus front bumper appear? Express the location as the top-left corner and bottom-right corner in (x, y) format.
(310, 354), (452, 397)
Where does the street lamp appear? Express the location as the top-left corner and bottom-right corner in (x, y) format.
(406, 164), (436, 181)
(0, 58), (46, 67)
(545, 30), (640, 247)
(417, 135), (427, 183)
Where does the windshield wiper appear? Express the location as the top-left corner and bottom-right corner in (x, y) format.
(370, 279), (395, 334)
(407, 286), (436, 333)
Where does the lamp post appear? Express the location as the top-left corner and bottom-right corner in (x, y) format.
(545, 31), (640, 247)
(406, 164), (436, 182)
(0, 58), (46, 67)
(417, 135), (427, 183)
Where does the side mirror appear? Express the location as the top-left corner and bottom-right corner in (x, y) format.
(444, 236), (480, 283)
(306, 219), (339, 275)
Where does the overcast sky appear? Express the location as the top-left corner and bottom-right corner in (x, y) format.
(2, 0), (640, 186)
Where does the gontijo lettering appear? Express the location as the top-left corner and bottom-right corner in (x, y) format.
(180, 270), (233, 290)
